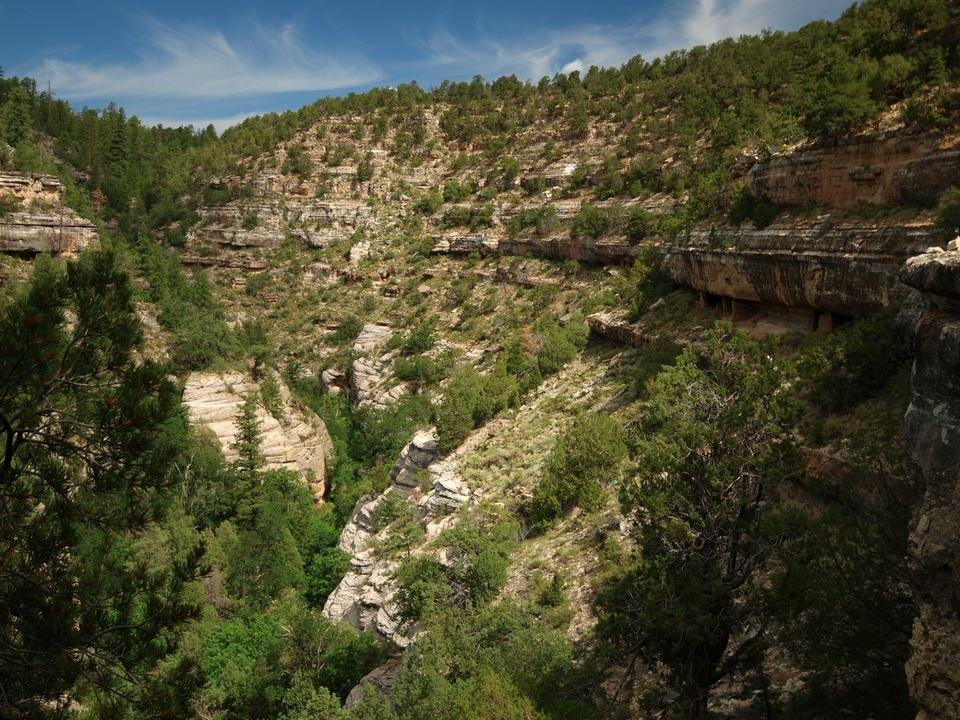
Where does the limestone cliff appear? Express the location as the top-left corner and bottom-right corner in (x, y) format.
(900, 249), (960, 720)
(664, 219), (939, 317)
(0, 173), (98, 256)
(181, 371), (333, 500)
(750, 133), (960, 208)
(323, 429), (472, 647)
(190, 197), (373, 254)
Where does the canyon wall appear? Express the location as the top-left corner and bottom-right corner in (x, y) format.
(182, 371), (333, 501)
(188, 197), (373, 255)
(750, 133), (960, 208)
(0, 173), (98, 256)
(900, 249), (960, 720)
(663, 221), (939, 317)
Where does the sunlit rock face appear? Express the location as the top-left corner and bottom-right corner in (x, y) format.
(750, 134), (960, 208)
(189, 198), (372, 251)
(900, 248), (960, 720)
(323, 429), (473, 648)
(0, 173), (98, 256)
(182, 371), (333, 501)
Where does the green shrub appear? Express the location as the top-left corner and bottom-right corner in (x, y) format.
(394, 355), (448, 385)
(594, 155), (624, 199)
(506, 205), (558, 238)
(435, 368), (488, 453)
(328, 315), (363, 345)
(499, 156), (521, 189)
(355, 152), (374, 182)
(622, 246), (673, 320)
(442, 180), (471, 202)
(538, 573), (566, 608)
(728, 184), (779, 228)
(393, 556), (449, 624)
(402, 321), (436, 355)
(465, 547), (510, 605)
(414, 191), (443, 215)
(245, 271), (272, 296)
(324, 142), (355, 167)
(797, 306), (911, 412)
(532, 414), (628, 523)
(283, 143), (312, 178)
(626, 206), (654, 242)
(390, 603), (596, 719)
(393, 519), (517, 624)
(936, 186), (960, 236)
(440, 204), (494, 231)
(520, 174), (548, 195)
(201, 612), (283, 713)
(303, 547), (351, 606)
(535, 319), (588, 376)
(371, 492), (417, 533)
(0, 194), (23, 217)
(633, 335), (683, 397)
(439, 205), (471, 228)
(260, 371), (283, 420)
(570, 204), (608, 239)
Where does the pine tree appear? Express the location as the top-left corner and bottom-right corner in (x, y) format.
(232, 393), (265, 482)
(0, 250), (200, 716)
(0, 84), (32, 146)
(597, 323), (800, 719)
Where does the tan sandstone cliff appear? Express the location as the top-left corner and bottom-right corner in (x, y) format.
(181, 371), (333, 500)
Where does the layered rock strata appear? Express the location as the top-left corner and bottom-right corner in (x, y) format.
(0, 173), (98, 256)
(587, 312), (654, 348)
(323, 429), (473, 647)
(349, 323), (411, 409)
(750, 134), (960, 208)
(899, 248), (960, 720)
(187, 198), (372, 254)
(181, 372), (333, 500)
(663, 220), (939, 317)
(433, 232), (643, 265)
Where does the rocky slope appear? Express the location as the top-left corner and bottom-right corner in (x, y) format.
(326, 348), (624, 658)
(323, 429), (471, 647)
(167, 93), (960, 718)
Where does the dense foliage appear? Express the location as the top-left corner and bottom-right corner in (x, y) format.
(0, 251), (201, 715)
(531, 414), (628, 523)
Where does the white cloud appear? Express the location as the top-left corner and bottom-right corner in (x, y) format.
(678, 0), (850, 47)
(414, 0), (850, 82)
(136, 111), (261, 134)
(27, 17), (383, 100)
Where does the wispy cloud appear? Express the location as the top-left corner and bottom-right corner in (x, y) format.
(28, 17), (382, 100)
(416, 24), (641, 81)
(678, 0), (849, 47)
(414, 0), (850, 82)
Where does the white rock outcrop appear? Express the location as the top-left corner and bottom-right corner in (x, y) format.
(182, 371), (333, 500)
(322, 429), (473, 647)
(349, 323), (411, 410)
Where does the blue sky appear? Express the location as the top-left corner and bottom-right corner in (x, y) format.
(2, 0), (853, 131)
